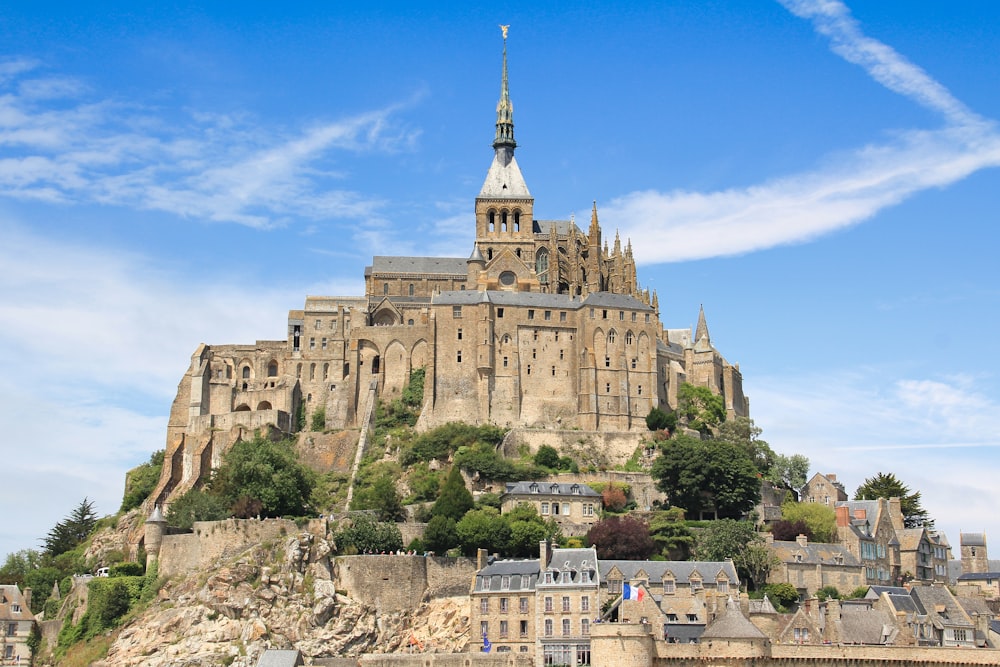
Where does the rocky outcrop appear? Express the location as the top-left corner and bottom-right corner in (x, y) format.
(85, 533), (469, 667)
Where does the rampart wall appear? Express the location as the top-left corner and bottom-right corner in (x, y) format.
(360, 653), (532, 667)
(334, 555), (477, 613)
(158, 518), (308, 578)
(501, 429), (646, 470)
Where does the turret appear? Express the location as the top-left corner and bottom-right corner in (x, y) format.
(144, 504), (167, 569)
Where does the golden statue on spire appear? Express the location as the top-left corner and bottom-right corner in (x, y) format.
(500, 25), (509, 40)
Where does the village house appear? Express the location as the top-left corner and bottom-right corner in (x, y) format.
(0, 585), (35, 665)
(766, 534), (864, 599)
(500, 481), (601, 536)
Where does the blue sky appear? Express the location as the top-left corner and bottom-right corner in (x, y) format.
(1, 0), (998, 561)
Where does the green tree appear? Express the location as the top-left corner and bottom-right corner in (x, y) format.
(780, 499), (837, 542)
(534, 445), (561, 469)
(165, 488), (231, 529)
(816, 585), (841, 602)
(651, 435), (760, 519)
(505, 505), (559, 558)
(334, 514), (403, 554)
(431, 466), (474, 521)
(210, 435), (313, 517)
(44, 498), (99, 557)
(767, 453), (810, 491)
(760, 582), (799, 610)
(677, 383), (725, 433)
(310, 406), (327, 431)
(715, 417), (774, 476)
(645, 406), (677, 432)
(854, 472), (932, 528)
(455, 507), (511, 556)
(648, 509), (695, 560)
(351, 471), (405, 522)
(401, 367), (425, 408)
(120, 450), (165, 512)
(695, 519), (775, 590)
(423, 515), (459, 553)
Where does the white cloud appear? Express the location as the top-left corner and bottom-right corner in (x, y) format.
(605, 0), (1000, 264)
(753, 367), (1000, 553)
(0, 64), (413, 229)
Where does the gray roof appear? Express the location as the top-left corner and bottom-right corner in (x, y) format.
(479, 151), (531, 198)
(475, 559), (540, 592)
(700, 598), (767, 640)
(957, 572), (1000, 581)
(839, 602), (896, 645)
(503, 481), (600, 498)
(367, 256), (467, 277)
(887, 593), (919, 613)
(664, 624), (705, 642)
(909, 586), (974, 629)
(867, 585), (909, 599)
(255, 649), (304, 667)
(961, 532), (986, 547)
(433, 290), (583, 308)
(599, 560), (739, 586)
(540, 548), (599, 586)
(532, 219), (584, 236)
(581, 292), (653, 310)
(769, 540), (861, 567)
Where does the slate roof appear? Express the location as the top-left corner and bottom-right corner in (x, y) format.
(838, 601), (897, 645)
(503, 481), (600, 498)
(886, 593), (920, 613)
(897, 528), (926, 551)
(367, 256), (468, 277)
(867, 585), (909, 599)
(479, 151), (531, 198)
(433, 290), (582, 308)
(474, 559), (540, 592)
(769, 540), (861, 567)
(961, 532), (987, 547)
(541, 548), (599, 586)
(910, 586), (974, 630)
(532, 219), (584, 236)
(0, 585), (34, 622)
(664, 624), (705, 643)
(599, 560), (738, 586)
(700, 597), (768, 640)
(581, 292), (652, 310)
(958, 572), (1000, 581)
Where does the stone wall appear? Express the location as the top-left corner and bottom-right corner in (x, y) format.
(360, 654), (533, 667)
(334, 555), (478, 613)
(158, 518), (306, 578)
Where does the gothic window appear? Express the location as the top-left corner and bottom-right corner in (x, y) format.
(516, 248), (521, 258)
(501, 210), (508, 232)
(242, 366), (251, 379)
(488, 210), (496, 232)
(488, 248), (494, 260)
(536, 248), (549, 279)
(514, 210), (521, 231)
(323, 363), (329, 380)
(626, 332), (634, 345)
(383, 283), (389, 295)
(608, 331), (616, 344)
(409, 283), (414, 296)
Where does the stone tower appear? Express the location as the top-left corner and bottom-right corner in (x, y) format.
(144, 504), (167, 569)
(960, 532), (988, 575)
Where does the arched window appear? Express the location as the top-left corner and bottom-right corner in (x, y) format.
(409, 283), (415, 296)
(514, 210), (521, 231)
(608, 331), (616, 344)
(487, 248), (494, 260)
(516, 248), (521, 258)
(488, 210), (496, 232)
(242, 366), (250, 379)
(267, 361), (278, 377)
(501, 210), (508, 232)
(535, 248), (549, 280)
(383, 283), (389, 295)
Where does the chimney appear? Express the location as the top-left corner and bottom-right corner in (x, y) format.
(477, 548), (488, 571)
(888, 497), (904, 530)
(836, 505), (850, 527)
(854, 509), (866, 520)
(23, 587), (31, 611)
(539, 540), (550, 568)
(827, 474), (837, 482)
(796, 534), (809, 547)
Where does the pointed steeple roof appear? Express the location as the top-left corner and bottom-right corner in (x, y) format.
(493, 26), (516, 151)
(479, 26), (530, 199)
(695, 304), (710, 344)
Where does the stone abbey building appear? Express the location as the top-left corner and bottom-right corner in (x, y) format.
(156, 35), (748, 503)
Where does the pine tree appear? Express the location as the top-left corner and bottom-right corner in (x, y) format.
(431, 466), (474, 521)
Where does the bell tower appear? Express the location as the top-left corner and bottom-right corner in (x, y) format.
(475, 26), (535, 268)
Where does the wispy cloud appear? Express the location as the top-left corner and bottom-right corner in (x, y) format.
(0, 60), (414, 228)
(607, 0), (1000, 264)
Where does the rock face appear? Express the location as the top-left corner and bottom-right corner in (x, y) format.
(89, 534), (470, 667)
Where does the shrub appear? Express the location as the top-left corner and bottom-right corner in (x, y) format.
(109, 562), (144, 577)
(310, 406), (327, 432)
(760, 583), (799, 610)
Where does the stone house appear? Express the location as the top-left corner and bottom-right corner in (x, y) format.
(500, 482), (601, 536)
(766, 534), (864, 598)
(151, 33), (748, 508)
(835, 499), (902, 586)
(800, 472), (848, 509)
(0, 585), (34, 665)
(876, 584), (979, 648)
(535, 545), (600, 667)
(599, 559), (737, 644)
(470, 553), (540, 656)
(898, 527), (950, 583)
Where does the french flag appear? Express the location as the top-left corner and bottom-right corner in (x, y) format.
(623, 583), (645, 601)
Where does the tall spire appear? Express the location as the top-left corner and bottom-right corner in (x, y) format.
(695, 304), (711, 344)
(493, 25), (516, 152)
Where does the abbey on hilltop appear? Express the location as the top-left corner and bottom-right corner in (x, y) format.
(155, 32), (748, 503)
